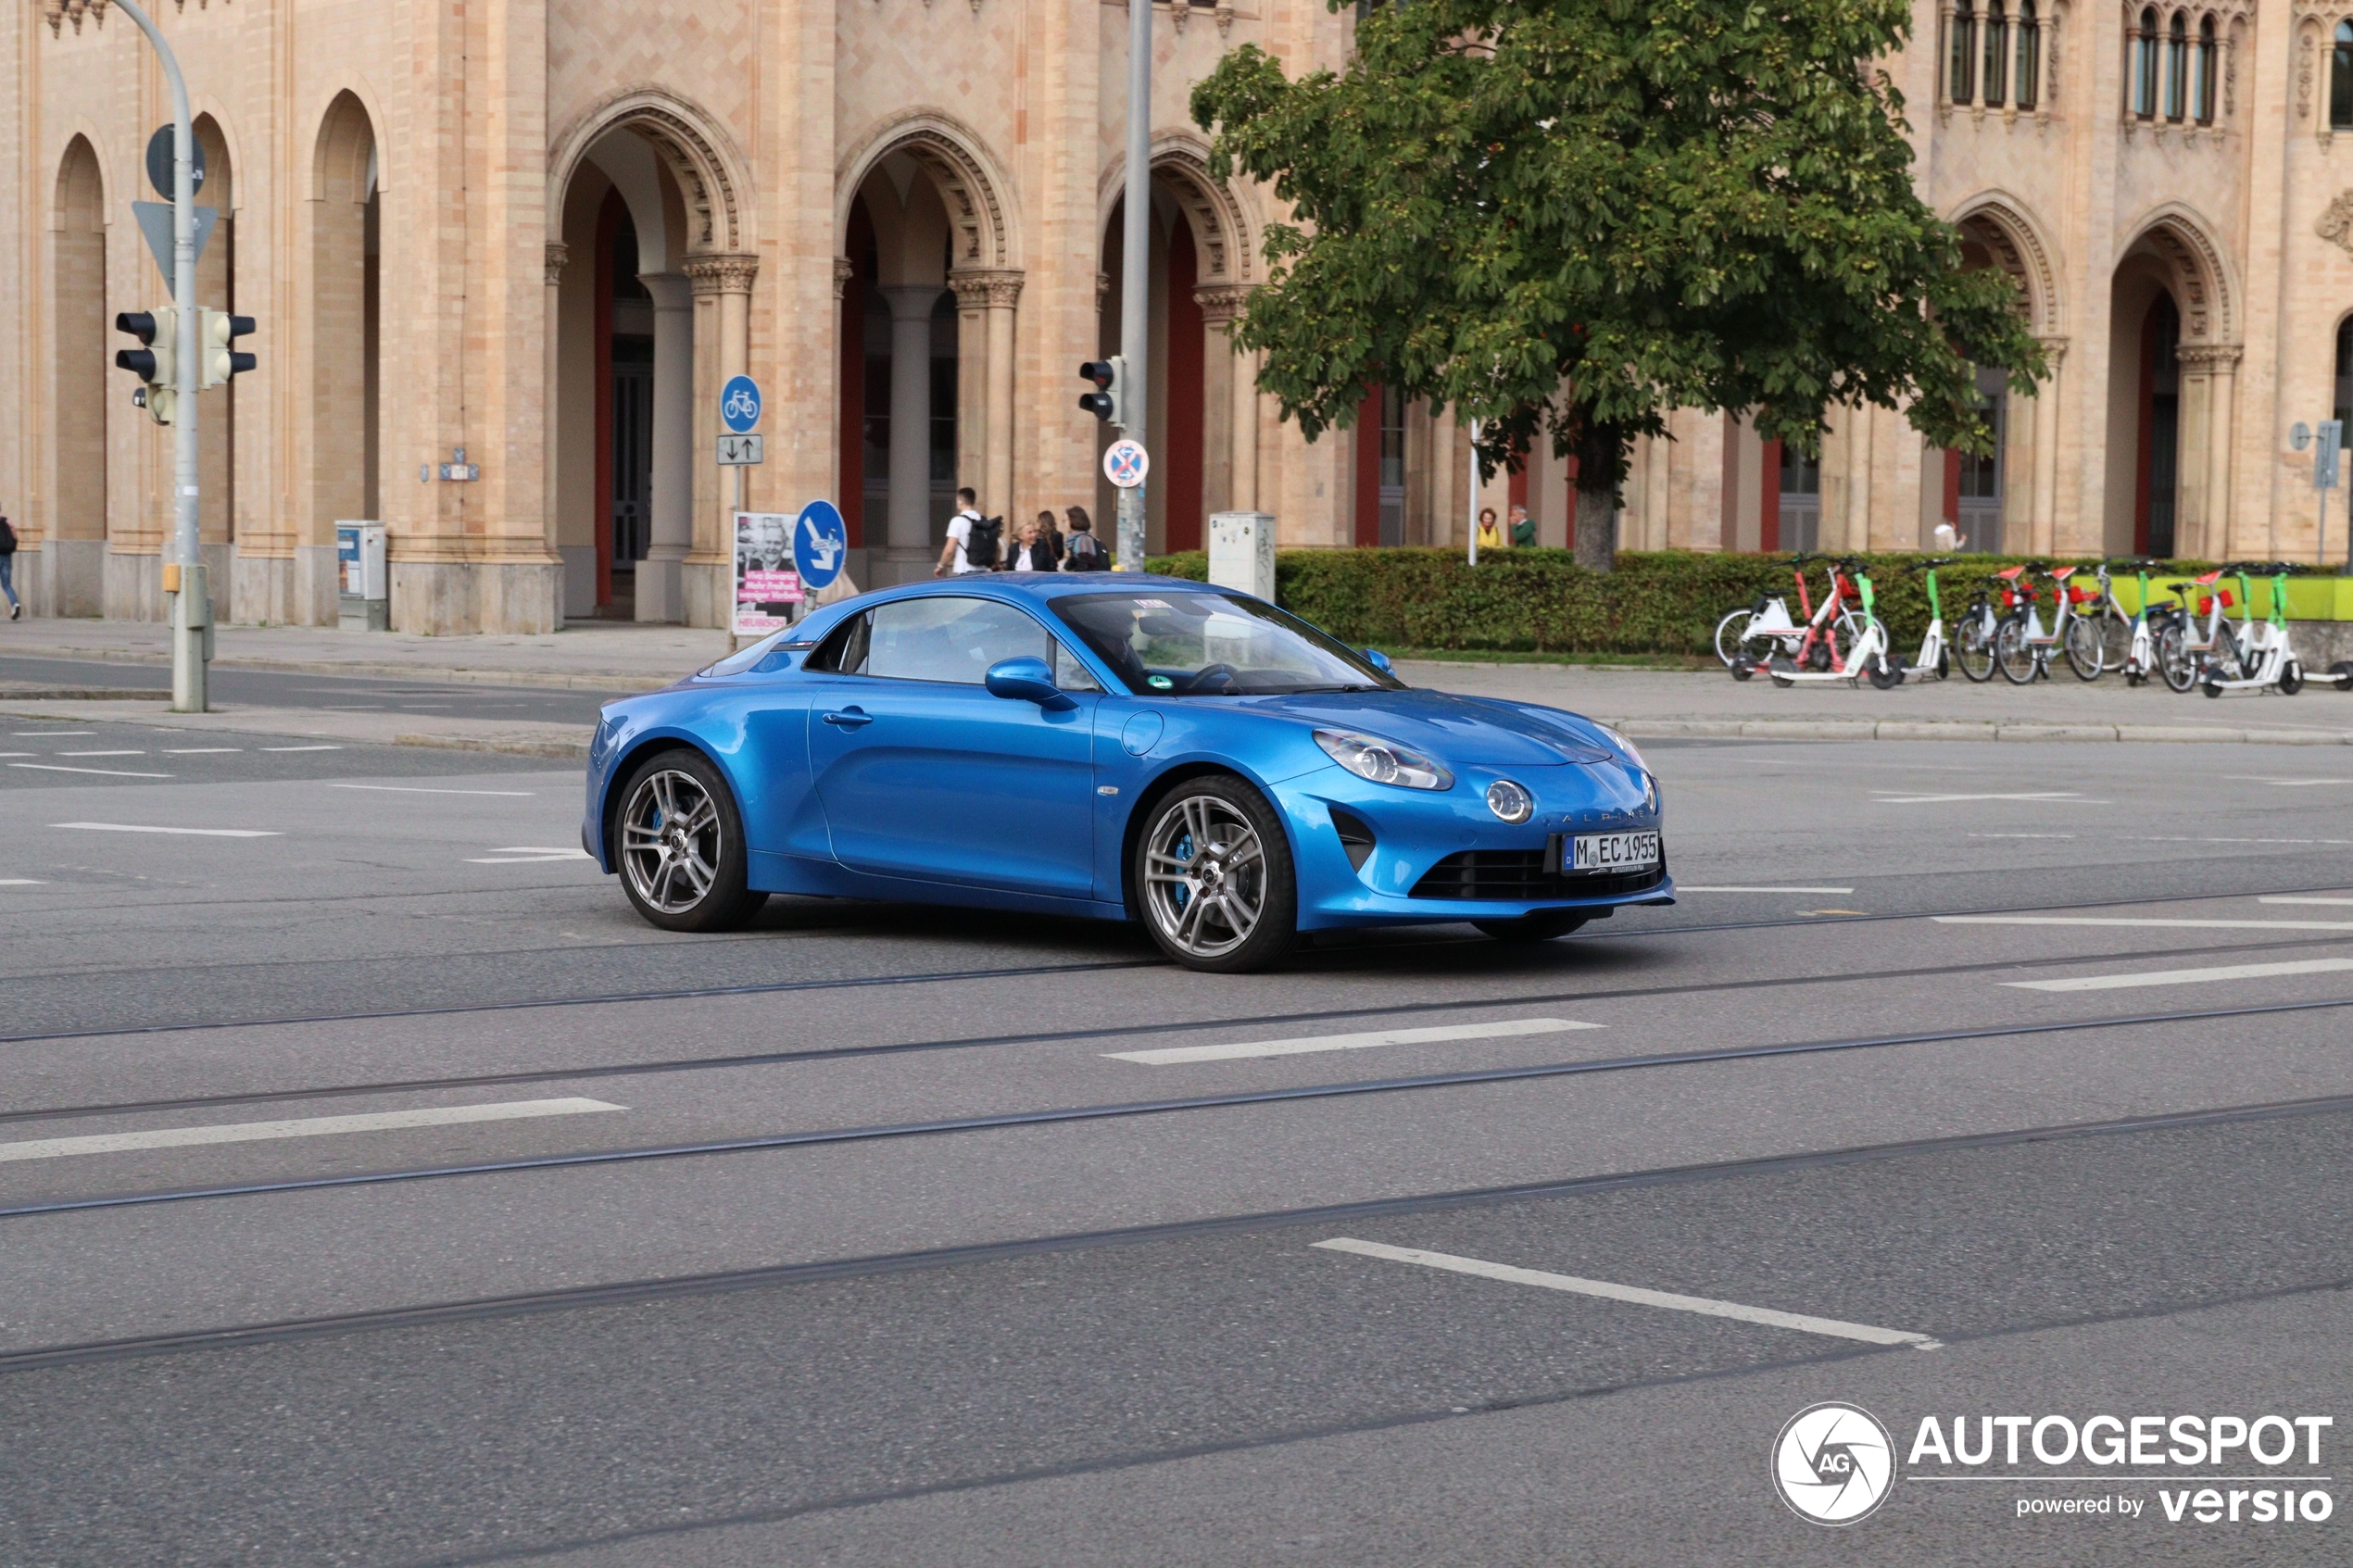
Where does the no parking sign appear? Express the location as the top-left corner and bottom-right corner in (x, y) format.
(1103, 438), (1151, 489)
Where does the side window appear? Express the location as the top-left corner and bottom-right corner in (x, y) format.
(1053, 642), (1103, 693)
(865, 596), (1051, 684)
(808, 611), (872, 674)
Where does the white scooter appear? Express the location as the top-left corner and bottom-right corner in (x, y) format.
(1897, 556), (1957, 680)
(1763, 558), (1903, 689)
(2201, 564), (2308, 696)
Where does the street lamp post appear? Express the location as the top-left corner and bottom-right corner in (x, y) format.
(111, 0), (208, 712)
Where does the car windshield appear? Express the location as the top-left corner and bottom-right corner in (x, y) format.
(1050, 591), (1403, 696)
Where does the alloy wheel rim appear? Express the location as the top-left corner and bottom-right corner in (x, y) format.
(1142, 796), (1265, 959)
(621, 769), (723, 914)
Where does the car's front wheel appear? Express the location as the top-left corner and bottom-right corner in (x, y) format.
(1135, 775), (1297, 972)
(615, 749), (768, 933)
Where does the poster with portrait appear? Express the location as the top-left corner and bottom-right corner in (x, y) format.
(732, 511), (803, 636)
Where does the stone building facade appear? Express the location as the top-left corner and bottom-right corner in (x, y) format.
(3, 2), (2350, 634)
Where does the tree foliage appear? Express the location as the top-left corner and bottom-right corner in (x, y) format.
(1191, 0), (2046, 564)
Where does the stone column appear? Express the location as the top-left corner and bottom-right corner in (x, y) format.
(545, 243), (570, 617)
(686, 252), (759, 627)
(2181, 344), (2240, 558)
(638, 271), (694, 621)
(882, 284), (944, 579)
(946, 269), (1023, 517)
(983, 272), (1023, 523)
(2031, 341), (2066, 556)
(1196, 284), (1258, 513)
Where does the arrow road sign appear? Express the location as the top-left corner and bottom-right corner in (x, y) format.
(721, 375), (762, 435)
(794, 500), (849, 590)
(717, 433), (764, 466)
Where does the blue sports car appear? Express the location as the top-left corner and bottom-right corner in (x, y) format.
(583, 574), (1671, 972)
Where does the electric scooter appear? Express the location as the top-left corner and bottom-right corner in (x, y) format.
(2200, 563), (2308, 696)
(1766, 558), (1902, 688)
(1897, 557), (1957, 680)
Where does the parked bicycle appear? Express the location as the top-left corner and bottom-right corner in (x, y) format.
(2057, 559), (2156, 683)
(2152, 569), (2249, 693)
(1722, 554), (1853, 680)
(1765, 558), (1901, 689)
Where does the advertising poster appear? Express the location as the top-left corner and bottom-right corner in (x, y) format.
(732, 511), (802, 636)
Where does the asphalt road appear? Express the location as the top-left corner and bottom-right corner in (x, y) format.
(1, 733), (2348, 1566)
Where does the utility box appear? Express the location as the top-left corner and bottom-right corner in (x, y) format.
(336, 522), (388, 631)
(1208, 510), (1276, 603)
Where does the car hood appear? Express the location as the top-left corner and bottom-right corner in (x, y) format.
(1227, 689), (1617, 766)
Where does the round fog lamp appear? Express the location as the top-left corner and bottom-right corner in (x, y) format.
(1486, 779), (1534, 823)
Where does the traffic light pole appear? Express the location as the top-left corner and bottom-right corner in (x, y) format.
(1114, 0), (1151, 571)
(114, 0), (208, 712)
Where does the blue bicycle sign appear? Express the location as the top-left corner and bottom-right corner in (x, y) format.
(720, 375), (762, 435)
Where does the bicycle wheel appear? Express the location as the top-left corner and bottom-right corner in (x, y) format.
(2062, 614), (2107, 681)
(1713, 608), (1751, 668)
(2156, 622), (2198, 694)
(1994, 619), (2040, 684)
(1955, 617), (1996, 683)
(2100, 609), (2134, 672)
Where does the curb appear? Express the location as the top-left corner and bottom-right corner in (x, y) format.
(1604, 717), (2353, 746)
(0, 684), (172, 701)
(394, 732), (591, 761)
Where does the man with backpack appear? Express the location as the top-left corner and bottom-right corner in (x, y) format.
(934, 487), (1001, 576)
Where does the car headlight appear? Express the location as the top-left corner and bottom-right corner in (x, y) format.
(1486, 779), (1534, 823)
(1315, 729), (1453, 790)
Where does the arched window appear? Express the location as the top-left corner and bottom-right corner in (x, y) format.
(2195, 16), (2216, 122)
(2165, 14), (2189, 119)
(2136, 10), (2160, 117)
(2017, 0), (2042, 109)
(1984, 0), (2009, 107)
(2334, 21), (2353, 130)
(1950, 2), (1978, 104)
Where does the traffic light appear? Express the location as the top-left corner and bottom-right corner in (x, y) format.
(114, 307), (178, 424)
(1077, 357), (1126, 424)
(201, 310), (257, 388)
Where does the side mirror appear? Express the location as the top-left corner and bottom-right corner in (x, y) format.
(1364, 648), (1394, 674)
(985, 656), (1077, 711)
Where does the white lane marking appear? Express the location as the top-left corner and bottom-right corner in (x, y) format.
(331, 784), (535, 797)
(52, 822), (280, 837)
(57, 750), (146, 757)
(1874, 792), (2106, 805)
(162, 747), (244, 755)
(0, 1098), (624, 1163)
(466, 846), (597, 864)
(0, 752), (31, 758)
(1937, 915), (2353, 932)
(1313, 1239), (1941, 1350)
(318, 705), (386, 710)
(10, 731), (94, 737)
(12, 763), (173, 779)
(260, 745), (343, 753)
(1106, 1017), (1599, 1067)
(0, 879), (47, 886)
(2006, 957), (2353, 992)
(2260, 897), (2353, 906)
(1677, 885), (1855, 895)
(2224, 777), (2348, 787)
(1969, 833), (2077, 839)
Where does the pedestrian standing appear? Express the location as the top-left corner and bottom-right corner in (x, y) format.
(1005, 519), (1055, 572)
(1476, 507), (1503, 552)
(934, 486), (1000, 575)
(0, 513), (18, 620)
(1062, 506), (1110, 571)
(1035, 509), (1065, 568)
(1508, 503), (1537, 549)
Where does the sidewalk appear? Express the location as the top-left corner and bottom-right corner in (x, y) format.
(0, 618), (729, 692)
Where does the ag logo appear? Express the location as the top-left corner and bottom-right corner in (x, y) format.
(1772, 1402), (1894, 1525)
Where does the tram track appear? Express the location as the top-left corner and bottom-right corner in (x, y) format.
(4, 1085), (2347, 1374)
(5, 872), (2351, 1055)
(10, 926), (2353, 1129)
(6, 991), (2352, 1223)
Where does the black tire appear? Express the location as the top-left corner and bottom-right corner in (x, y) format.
(1473, 910), (1590, 942)
(2062, 615), (2106, 681)
(1994, 619), (2039, 684)
(2099, 609), (2134, 673)
(2331, 660), (2353, 692)
(1132, 774), (1298, 973)
(2279, 660), (2305, 696)
(2157, 623), (2198, 693)
(613, 749), (768, 933)
(1806, 637), (1835, 672)
(2202, 674), (2225, 698)
(1730, 655), (1755, 682)
(1956, 617), (1996, 683)
(1867, 656), (1903, 690)
(1768, 655), (1796, 688)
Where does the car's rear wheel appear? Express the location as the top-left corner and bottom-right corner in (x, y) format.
(1472, 911), (1590, 943)
(615, 749), (767, 933)
(1135, 775), (1297, 972)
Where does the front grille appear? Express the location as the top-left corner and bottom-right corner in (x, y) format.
(1409, 849), (1667, 902)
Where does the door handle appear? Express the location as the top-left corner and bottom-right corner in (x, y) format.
(821, 708), (873, 729)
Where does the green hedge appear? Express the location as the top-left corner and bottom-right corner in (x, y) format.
(1142, 547), (2223, 657)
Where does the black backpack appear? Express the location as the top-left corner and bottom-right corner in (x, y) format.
(0, 518), (15, 554)
(963, 516), (1002, 570)
(1065, 532), (1108, 571)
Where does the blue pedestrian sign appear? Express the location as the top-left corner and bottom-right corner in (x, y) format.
(794, 500), (849, 590)
(721, 375), (762, 435)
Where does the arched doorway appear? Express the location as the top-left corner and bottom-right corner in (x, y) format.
(2105, 215), (2236, 559)
(291, 90), (380, 627)
(48, 135), (107, 616)
(841, 162), (960, 585)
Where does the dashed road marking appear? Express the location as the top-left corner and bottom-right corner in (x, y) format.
(1938, 915), (2353, 932)
(2005, 957), (2353, 992)
(0, 1098), (625, 1163)
(12, 764), (172, 779)
(1107, 1017), (1599, 1067)
(52, 822), (279, 837)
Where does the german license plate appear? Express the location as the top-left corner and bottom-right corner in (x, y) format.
(1553, 831), (1660, 873)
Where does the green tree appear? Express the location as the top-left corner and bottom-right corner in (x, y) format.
(1192, 0), (2045, 569)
